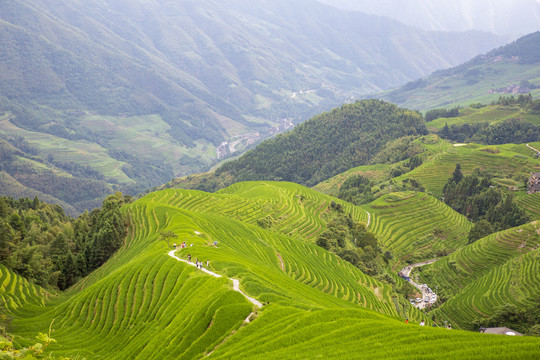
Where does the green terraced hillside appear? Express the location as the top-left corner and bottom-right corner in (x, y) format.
(426, 105), (540, 131)
(0, 264), (47, 314)
(160, 181), (369, 242)
(401, 143), (540, 197)
(4, 184), (540, 358)
(365, 192), (472, 265)
(417, 222), (540, 329)
(516, 193), (540, 220)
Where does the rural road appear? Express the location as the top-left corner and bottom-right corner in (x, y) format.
(399, 259), (439, 309)
(168, 249), (262, 313)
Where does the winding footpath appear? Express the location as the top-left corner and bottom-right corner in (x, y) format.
(168, 250), (262, 319)
(365, 210), (371, 228)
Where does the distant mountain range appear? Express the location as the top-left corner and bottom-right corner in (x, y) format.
(381, 31), (540, 110)
(318, 0), (540, 36)
(0, 0), (507, 211)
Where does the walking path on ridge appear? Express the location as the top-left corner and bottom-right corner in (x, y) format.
(168, 249), (262, 311)
(365, 210), (371, 228)
(526, 143), (540, 154)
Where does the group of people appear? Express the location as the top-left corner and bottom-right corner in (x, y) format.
(173, 242), (189, 249)
(185, 253), (209, 269)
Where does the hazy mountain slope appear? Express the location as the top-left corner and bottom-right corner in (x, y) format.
(382, 32), (540, 110)
(318, 0), (540, 36)
(0, 0), (506, 211)
(166, 100), (427, 191)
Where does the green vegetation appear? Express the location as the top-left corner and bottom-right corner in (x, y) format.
(169, 100), (427, 191)
(442, 165), (530, 232)
(0, 193), (129, 290)
(1, 183), (539, 358)
(417, 222), (540, 333)
(383, 32), (540, 110)
(365, 192), (471, 265)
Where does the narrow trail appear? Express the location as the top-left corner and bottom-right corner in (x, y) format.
(168, 249), (262, 315)
(527, 143), (540, 153)
(365, 210), (371, 228)
(276, 252), (285, 271)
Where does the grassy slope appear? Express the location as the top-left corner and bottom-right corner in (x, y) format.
(0, 264), (48, 315)
(426, 105), (540, 130)
(417, 222), (540, 329)
(365, 192), (471, 265)
(8, 184), (409, 358)
(401, 143), (540, 197)
(6, 184), (540, 358)
(383, 61), (540, 111)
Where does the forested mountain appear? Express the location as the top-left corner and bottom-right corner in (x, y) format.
(0, 0), (505, 211)
(167, 99), (427, 191)
(382, 31), (540, 110)
(318, 0), (540, 36)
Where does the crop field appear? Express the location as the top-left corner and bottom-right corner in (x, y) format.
(365, 192), (471, 265)
(209, 305), (540, 359)
(156, 181), (368, 242)
(0, 264), (47, 313)
(6, 184), (540, 358)
(418, 222), (540, 296)
(313, 163), (392, 196)
(433, 248), (539, 330)
(426, 105), (525, 130)
(417, 222), (540, 328)
(8, 184), (414, 358)
(401, 144), (540, 196)
(0, 118), (132, 183)
(516, 193), (540, 219)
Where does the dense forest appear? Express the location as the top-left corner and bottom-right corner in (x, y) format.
(0, 193), (130, 290)
(442, 164), (530, 243)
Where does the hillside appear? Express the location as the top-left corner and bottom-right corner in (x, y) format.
(365, 192), (471, 265)
(382, 32), (540, 110)
(167, 100), (428, 191)
(0, 0), (507, 209)
(5, 184), (540, 358)
(416, 222), (540, 332)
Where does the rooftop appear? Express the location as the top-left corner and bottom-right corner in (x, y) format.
(482, 327), (522, 336)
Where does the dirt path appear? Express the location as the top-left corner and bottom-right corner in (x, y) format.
(168, 249), (262, 312)
(365, 210), (371, 228)
(276, 252), (285, 271)
(527, 143), (540, 153)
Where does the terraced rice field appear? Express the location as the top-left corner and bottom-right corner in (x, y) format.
(8, 183), (413, 358)
(0, 264), (47, 313)
(418, 222), (540, 328)
(5, 183), (540, 358)
(516, 193), (540, 220)
(365, 192), (471, 264)
(402, 144), (539, 196)
(209, 306), (540, 359)
(153, 181), (368, 242)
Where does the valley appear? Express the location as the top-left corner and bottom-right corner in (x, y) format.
(1, 2), (540, 358)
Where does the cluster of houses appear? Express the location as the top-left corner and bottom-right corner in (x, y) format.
(488, 83), (530, 95)
(527, 172), (540, 194)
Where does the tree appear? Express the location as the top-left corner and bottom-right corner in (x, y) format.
(160, 231), (177, 247)
(467, 220), (494, 244)
(451, 163), (463, 183)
